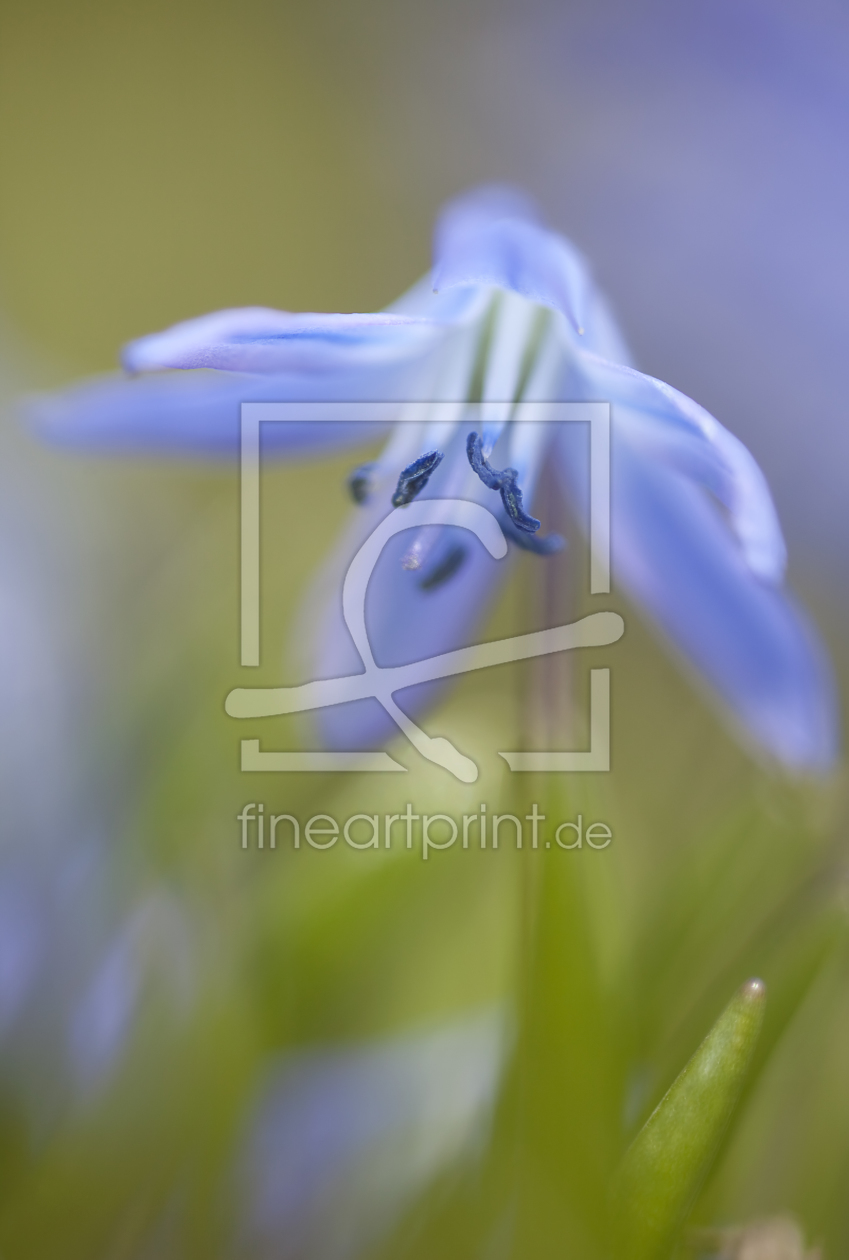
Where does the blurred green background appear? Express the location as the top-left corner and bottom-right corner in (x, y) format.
(0, 0), (435, 371)
(1, 1), (848, 1257)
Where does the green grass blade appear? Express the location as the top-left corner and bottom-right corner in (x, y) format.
(611, 978), (766, 1260)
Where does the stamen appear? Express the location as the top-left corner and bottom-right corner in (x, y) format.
(392, 449), (444, 508)
(347, 461), (378, 504)
(466, 432), (541, 533)
(499, 513), (565, 555)
(498, 470), (541, 534)
(466, 430), (501, 490)
(418, 543), (467, 590)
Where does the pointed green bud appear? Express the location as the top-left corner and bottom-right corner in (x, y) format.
(611, 978), (766, 1260)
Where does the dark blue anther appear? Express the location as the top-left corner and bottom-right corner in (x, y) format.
(466, 432), (541, 534)
(498, 471), (541, 534)
(466, 431), (501, 490)
(392, 449), (444, 507)
(348, 461), (377, 504)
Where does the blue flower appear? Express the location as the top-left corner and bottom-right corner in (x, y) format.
(27, 186), (838, 772)
(238, 1010), (504, 1259)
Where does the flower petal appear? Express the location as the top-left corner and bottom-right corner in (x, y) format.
(30, 289), (487, 455)
(294, 440), (513, 751)
(433, 184), (590, 336)
(239, 1011), (504, 1258)
(571, 350), (787, 583)
(25, 369), (419, 457)
(558, 424), (837, 771)
(121, 308), (442, 375)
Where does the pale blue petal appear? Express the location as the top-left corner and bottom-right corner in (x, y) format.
(295, 438), (513, 750)
(122, 308), (440, 374)
(558, 425), (838, 771)
(478, 292), (540, 453)
(433, 184), (590, 336)
(573, 289), (635, 366)
(238, 1011), (504, 1259)
(25, 370), (415, 457)
(69, 928), (140, 1089)
(0, 876), (44, 1036)
(570, 350), (787, 583)
(386, 273), (492, 324)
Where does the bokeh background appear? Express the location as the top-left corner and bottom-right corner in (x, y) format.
(1, 1), (848, 1256)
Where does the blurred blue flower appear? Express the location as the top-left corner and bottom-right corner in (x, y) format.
(68, 893), (195, 1094)
(237, 1010), (505, 1260)
(28, 187), (838, 771)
